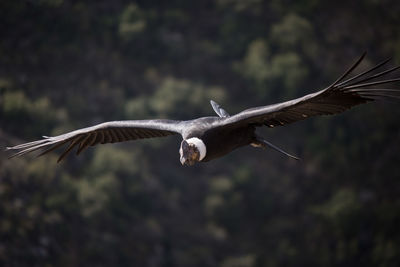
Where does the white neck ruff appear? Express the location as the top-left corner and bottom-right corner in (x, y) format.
(186, 137), (207, 161)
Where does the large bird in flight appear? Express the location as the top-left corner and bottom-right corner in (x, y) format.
(6, 53), (400, 165)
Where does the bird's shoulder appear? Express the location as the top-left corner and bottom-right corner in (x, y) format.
(181, 116), (227, 138)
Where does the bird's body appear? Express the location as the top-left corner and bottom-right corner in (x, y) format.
(185, 118), (256, 162)
(6, 53), (400, 165)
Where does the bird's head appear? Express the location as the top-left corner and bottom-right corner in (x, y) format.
(179, 138), (206, 166)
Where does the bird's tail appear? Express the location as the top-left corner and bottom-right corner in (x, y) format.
(251, 137), (300, 160)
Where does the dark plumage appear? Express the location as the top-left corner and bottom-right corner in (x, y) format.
(6, 53), (400, 165)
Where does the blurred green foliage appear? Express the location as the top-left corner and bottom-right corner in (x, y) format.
(1, 0), (400, 266)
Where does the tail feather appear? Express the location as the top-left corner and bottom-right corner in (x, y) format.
(253, 137), (300, 160)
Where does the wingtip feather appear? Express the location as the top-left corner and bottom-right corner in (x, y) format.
(329, 52), (368, 89)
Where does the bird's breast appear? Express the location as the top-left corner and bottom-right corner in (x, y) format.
(200, 126), (255, 161)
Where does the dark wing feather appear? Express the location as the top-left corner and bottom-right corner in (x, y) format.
(7, 120), (183, 162)
(221, 53), (400, 128)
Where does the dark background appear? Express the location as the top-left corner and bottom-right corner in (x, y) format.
(1, 0), (400, 266)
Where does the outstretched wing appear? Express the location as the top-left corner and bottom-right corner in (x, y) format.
(7, 119), (183, 162)
(222, 53), (400, 128)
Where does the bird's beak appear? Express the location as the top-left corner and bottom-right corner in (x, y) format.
(180, 156), (186, 165)
(180, 155), (196, 166)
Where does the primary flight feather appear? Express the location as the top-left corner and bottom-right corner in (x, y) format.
(6, 53), (400, 165)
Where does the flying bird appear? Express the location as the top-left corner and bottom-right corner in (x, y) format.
(6, 53), (400, 165)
